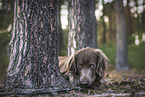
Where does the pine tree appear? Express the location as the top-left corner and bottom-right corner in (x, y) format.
(4, 0), (71, 94)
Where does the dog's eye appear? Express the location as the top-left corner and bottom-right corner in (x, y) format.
(89, 64), (94, 68)
(78, 64), (82, 68)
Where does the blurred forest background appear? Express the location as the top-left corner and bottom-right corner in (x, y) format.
(0, 0), (145, 84)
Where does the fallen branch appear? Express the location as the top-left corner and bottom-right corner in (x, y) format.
(0, 87), (81, 96)
(88, 92), (145, 97)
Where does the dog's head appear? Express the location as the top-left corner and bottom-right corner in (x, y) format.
(68, 47), (109, 87)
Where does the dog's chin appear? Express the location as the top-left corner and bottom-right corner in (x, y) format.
(80, 84), (91, 88)
(79, 81), (93, 88)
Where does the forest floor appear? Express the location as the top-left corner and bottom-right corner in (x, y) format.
(55, 70), (145, 97)
(0, 70), (145, 97)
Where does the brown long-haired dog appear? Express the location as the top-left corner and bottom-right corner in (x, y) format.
(59, 47), (109, 88)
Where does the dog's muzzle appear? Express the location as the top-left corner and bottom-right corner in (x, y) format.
(79, 69), (96, 87)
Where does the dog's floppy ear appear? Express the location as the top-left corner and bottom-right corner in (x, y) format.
(59, 50), (81, 75)
(60, 54), (77, 75)
(59, 55), (74, 74)
(68, 55), (78, 74)
(95, 49), (109, 78)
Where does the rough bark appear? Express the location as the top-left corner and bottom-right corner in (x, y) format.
(68, 0), (97, 56)
(114, 0), (129, 71)
(4, 0), (71, 93)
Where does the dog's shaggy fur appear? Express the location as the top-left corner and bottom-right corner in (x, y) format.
(59, 47), (109, 88)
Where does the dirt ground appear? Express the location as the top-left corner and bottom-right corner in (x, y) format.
(57, 70), (145, 97)
(0, 70), (145, 97)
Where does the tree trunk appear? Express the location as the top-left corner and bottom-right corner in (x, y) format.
(102, 16), (106, 44)
(68, 0), (97, 56)
(134, 0), (140, 34)
(107, 2), (116, 42)
(142, 1), (145, 33)
(58, 0), (64, 55)
(126, 0), (134, 36)
(102, 0), (106, 44)
(4, 0), (71, 94)
(114, 0), (129, 71)
(0, 0), (14, 30)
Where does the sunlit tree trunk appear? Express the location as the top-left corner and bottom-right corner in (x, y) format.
(114, 0), (129, 71)
(68, 0), (97, 56)
(4, 0), (71, 93)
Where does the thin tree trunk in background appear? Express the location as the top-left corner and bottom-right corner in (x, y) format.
(0, 0), (14, 30)
(58, 0), (64, 55)
(4, 0), (71, 93)
(108, 9), (116, 42)
(126, 0), (134, 37)
(68, 0), (97, 56)
(102, 0), (106, 44)
(102, 17), (106, 44)
(114, 0), (129, 71)
(134, 0), (140, 34)
(142, 1), (145, 33)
